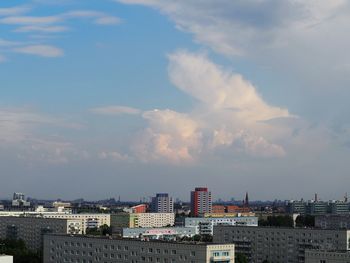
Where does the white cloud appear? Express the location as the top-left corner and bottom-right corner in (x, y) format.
(0, 15), (61, 25)
(131, 51), (290, 163)
(94, 16), (121, 25)
(14, 45), (64, 57)
(0, 6), (121, 61)
(0, 108), (86, 165)
(90, 106), (141, 115)
(0, 38), (22, 47)
(14, 25), (69, 33)
(168, 51), (290, 122)
(132, 109), (202, 163)
(0, 6), (31, 17)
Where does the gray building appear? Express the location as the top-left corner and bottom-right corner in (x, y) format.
(315, 214), (350, 229)
(151, 193), (174, 213)
(307, 201), (328, 215)
(329, 201), (350, 215)
(122, 226), (197, 240)
(213, 225), (350, 263)
(286, 200), (350, 216)
(185, 217), (258, 235)
(43, 234), (235, 263)
(305, 250), (350, 263)
(286, 200), (307, 215)
(0, 216), (81, 251)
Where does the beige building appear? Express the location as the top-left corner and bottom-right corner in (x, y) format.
(305, 250), (350, 263)
(214, 225), (350, 263)
(0, 255), (13, 263)
(0, 217), (82, 251)
(111, 213), (175, 233)
(43, 213), (110, 233)
(44, 234), (235, 263)
(0, 211), (110, 234)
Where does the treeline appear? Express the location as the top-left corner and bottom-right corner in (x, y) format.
(0, 239), (41, 263)
(259, 215), (315, 227)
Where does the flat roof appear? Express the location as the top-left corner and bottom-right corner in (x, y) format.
(44, 234), (232, 246)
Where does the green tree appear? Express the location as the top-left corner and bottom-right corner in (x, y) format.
(0, 238), (41, 263)
(295, 215), (315, 227)
(259, 215), (293, 227)
(235, 253), (248, 263)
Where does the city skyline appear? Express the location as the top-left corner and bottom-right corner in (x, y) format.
(1, 1), (350, 200)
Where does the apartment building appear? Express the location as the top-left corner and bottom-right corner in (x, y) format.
(111, 213), (175, 233)
(190, 188), (212, 217)
(43, 234), (235, 263)
(305, 250), (350, 263)
(43, 213), (110, 233)
(315, 214), (350, 229)
(185, 216), (258, 235)
(213, 225), (350, 263)
(0, 217), (82, 251)
(151, 193), (174, 213)
(122, 227), (198, 240)
(0, 211), (110, 233)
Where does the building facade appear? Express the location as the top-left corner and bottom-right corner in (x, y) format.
(185, 217), (258, 235)
(190, 187), (212, 217)
(0, 255), (13, 263)
(286, 200), (350, 215)
(11, 192), (30, 207)
(315, 214), (350, 229)
(43, 234), (235, 263)
(111, 213), (175, 233)
(305, 250), (350, 263)
(213, 225), (350, 263)
(0, 217), (82, 251)
(0, 211), (110, 234)
(151, 193), (174, 213)
(122, 227), (198, 240)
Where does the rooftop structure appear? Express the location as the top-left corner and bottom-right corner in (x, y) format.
(43, 234), (235, 263)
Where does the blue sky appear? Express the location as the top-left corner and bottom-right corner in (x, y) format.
(1, 0), (350, 201)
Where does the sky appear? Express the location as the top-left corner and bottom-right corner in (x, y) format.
(1, 0), (350, 202)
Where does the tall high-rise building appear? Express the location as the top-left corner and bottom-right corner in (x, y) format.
(150, 193), (174, 213)
(191, 187), (212, 217)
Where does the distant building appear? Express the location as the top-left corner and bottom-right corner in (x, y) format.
(305, 250), (350, 263)
(150, 193), (174, 213)
(286, 200), (307, 214)
(214, 225), (350, 263)
(131, 204), (148, 213)
(191, 187), (212, 217)
(11, 192), (30, 207)
(111, 213), (175, 233)
(0, 211), (110, 234)
(52, 201), (71, 208)
(185, 216), (258, 235)
(44, 234), (235, 263)
(0, 217), (82, 251)
(329, 200), (350, 214)
(286, 198), (350, 215)
(212, 205), (225, 213)
(122, 226), (197, 240)
(315, 214), (350, 229)
(307, 201), (328, 215)
(0, 255), (13, 263)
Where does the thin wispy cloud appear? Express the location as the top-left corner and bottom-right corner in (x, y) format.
(14, 25), (69, 33)
(14, 45), (64, 57)
(0, 6), (31, 17)
(0, 4), (121, 60)
(91, 106), (142, 115)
